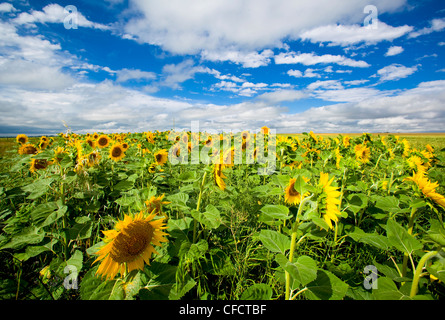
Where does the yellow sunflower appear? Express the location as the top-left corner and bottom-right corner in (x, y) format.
(261, 126), (270, 135)
(154, 149), (168, 166)
(145, 194), (170, 215)
(354, 144), (371, 164)
(109, 143), (125, 162)
(30, 158), (48, 173)
(97, 134), (111, 148)
(16, 134), (28, 144)
(86, 151), (101, 167)
(93, 212), (169, 280)
(407, 155), (427, 173)
(284, 177), (310, 205)
(85, 137), (97, 149)
(405, 171), (445, 209)
(318, 172), (342, 229)
(213, 164), (227, 191)
(18, 143), (38, 155)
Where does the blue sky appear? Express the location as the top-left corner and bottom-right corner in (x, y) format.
(0, 0), (444, 135)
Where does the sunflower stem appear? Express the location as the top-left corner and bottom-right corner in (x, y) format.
(285, 194), (313, 300)
(402, 207), (417, 278)
(410, 250), (439, 298)
(193, 170), (208, 243)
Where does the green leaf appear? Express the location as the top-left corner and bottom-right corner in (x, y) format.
(140, 262), (177, 300)
(0, 226), (45, 251)
(426, 219), (445, 247)
(179, 239), (208, 262)
(31, 201), (67, 228)
(305, 269), (349, 300)
(347, 227), (390, 251)
(260, 205), (290, 220)
(113, 179), (135, 192)
(346, 193), (368, 214)
(191, 204), (221, 229)
(168, 274), (196, 300)
(374, 195), (408, 214)
(386, 219), (423, 255)
(241, 283), (273, 300)
(22, 177), (54, 199)
(259, 229), (291, 255)
(371, 277), (410, 300)
(66, 216), (93, 241)
(276, 254), (317, 288)
(65, 250), (83, 273)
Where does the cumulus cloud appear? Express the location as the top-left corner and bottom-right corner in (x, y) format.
(13, 3), (111, 30)
(385, 46), (404, 57)
(123, 0), (407, 60)
(0, 2), (16, 12)
(275, 52), (370, 67)
(377, 64), (419, 82)
(300, 22), (413, 46)
(408, 18), (445, 38)
(201, 49), (274, 68)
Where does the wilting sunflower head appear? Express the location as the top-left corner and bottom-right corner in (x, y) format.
(93, 212), (168, 280)
(16, 134), (28, 144)
(109, 143), (125, 162)
(97, 135), (111, 148)
(18, 143), (38, 155)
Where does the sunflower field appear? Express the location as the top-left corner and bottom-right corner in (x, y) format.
(0, 129), (444, 300)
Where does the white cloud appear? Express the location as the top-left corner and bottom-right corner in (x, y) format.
(275, 52), (370, 67)
(123, 0), (406, 55)
(307, 80), (344, 91)
(115, 68), (156, 83)
(201, 49), (274, 68)
(0, 2), (16, 12)
(385, 46), (404, 57)
(287, 68), (323, 78)
(273, 80), (445, 133)
(300, 21), (413, 46)
(257, 89), (307, 104)
(377, 64), (419, 82)
(408, 18), (445, 38)
(14, 4), (111, 30)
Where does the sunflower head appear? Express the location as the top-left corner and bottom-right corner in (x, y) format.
(318, 173), (341, 229)
(154, 149), (168, 166)
(93, 212), (168, 280)
(16, 134), (28, 144)
(97, 135), (111, 148)
(145, 194), (170, 215)
(30, 158), (48, 173)
(213, 164), (227, 190)
(109, 143), (125, 162)
(18, 143), (38, 155)
(284, 177), (310, 205)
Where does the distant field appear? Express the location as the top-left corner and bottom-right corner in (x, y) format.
(1, 133), (445, 159)
(279, 132), (445, 157)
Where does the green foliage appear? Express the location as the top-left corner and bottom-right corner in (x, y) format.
(0, 132), (444, 300)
